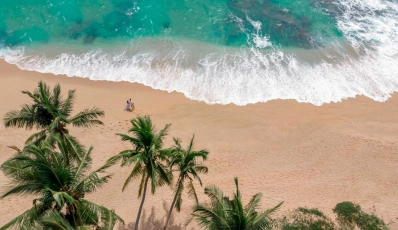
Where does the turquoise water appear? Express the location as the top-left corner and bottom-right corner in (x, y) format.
(0, 0), (342, 48)
(1, 0), (398, 105)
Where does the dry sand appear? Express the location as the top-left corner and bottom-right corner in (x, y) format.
(0, 60), (397, 229)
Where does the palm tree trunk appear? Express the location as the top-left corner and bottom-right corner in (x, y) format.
(135, 176), (150, 230)
(66, 204), (79, 228)
(164, 180), (181, 230)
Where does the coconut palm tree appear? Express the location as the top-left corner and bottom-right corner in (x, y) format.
(107, 115), (172, 230)
(0, 136), (123, 230)
(164, 136), (209, 230)
(192, 178), (283, 230)
(4, 81), (104, 162)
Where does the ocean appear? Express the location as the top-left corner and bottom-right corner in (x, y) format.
(0, 0), (397, 105)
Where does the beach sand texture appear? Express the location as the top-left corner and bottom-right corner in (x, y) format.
(0, 60), (397, 229)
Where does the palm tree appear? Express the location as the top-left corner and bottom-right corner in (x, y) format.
(0, 136), (123, 230)
(192, 178), (283, 230)
(164, 136), (209, 230)
(107, 115), (172, 230)
(4, 81), (104, 162)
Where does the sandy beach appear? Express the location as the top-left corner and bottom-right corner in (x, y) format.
(0, 59), (397, 229)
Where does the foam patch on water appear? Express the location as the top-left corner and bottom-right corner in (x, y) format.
(1, 0), (398, 106)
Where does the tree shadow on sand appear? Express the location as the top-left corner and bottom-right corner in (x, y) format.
(118, 201), (194, 230)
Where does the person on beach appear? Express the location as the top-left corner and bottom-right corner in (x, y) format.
(129, 98), (135, 111)
(124, 100), (132, 112)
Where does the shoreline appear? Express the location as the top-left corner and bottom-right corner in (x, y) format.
(0, 59), (397, 228)
(3, 40), (394, 107)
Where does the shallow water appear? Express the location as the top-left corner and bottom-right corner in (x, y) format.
(0, 0), (397, 105)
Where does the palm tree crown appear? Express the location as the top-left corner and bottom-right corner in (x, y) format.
(4, 81), (104, 161)
(107, 115), (172, 230)
(0, 137), (123, 230)
(164, 136), (209, 230)
(193, 177), (283, 230)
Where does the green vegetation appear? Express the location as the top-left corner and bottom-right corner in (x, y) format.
(0, 81), (390, 230)
(193, 177), (283, 230)
(106, 115), (172, 230)
(333, 202), (388, 230)
(3, 81), (104, 162)
(164, 136), (209, 230)
(274, 207), (335, 230)
(0, 137), (122, 229)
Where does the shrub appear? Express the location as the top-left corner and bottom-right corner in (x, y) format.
(333, 201), (361, 228)
(297, 208), (326, 217)
(275, 207), (335, 230)
(333, 202), (388, 230)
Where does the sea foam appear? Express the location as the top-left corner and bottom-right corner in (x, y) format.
(1, 0), (398, 106)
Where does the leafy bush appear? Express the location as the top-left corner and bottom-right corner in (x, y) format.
(275, 207), (335, 230)
(297, 208), (326, 217)
(333, 201), (388, 230)
(333, 201), (361, 228)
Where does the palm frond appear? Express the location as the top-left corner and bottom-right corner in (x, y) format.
(105, 150), (135, 167)
(187, 180), (199, 205)
(60, 89), (75, 116)
(1, 132), (120, 230)
(254, 201), (284, 223)
(193, 164), (208, 174)
(0, 206), (41, 230)
(79, 199), (124, 228)
(192, 204), (229, 230)
(1, 183), (43, 198)
(75, 146), (94, 178)
(39, 210), (74, 230)
(204, 185), (224, 206)
(77, 154), (115, 193)
(22, 90), (41, 104)
(173, 137), (182, 147)
(194, 178), (283, 230)
(77, 199), (101, 227)
(50, 83), (62, 109)
(48, 116), (66, 132)
(37, 82), (52, 110)
(156, 162), (172, 188)
(245, 193), (263, 217)
(0, 158), (39, 183)
(189, 168), (203, 186)
(186, 150), (209, 164)
(4, 108), (36, 129)
(62, 134), (85, 163)
(122, 162), (143, 192)
(25, 130), (47, 145)
(186, 134), (195, 155)
(98, 207), (125, 230)
(152, 123), (171, 150)
(82, 173), (112, 194)
(116, 134), (141, 146)
(48, 190), (76, 208)
(70, 107), (105, 128)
